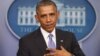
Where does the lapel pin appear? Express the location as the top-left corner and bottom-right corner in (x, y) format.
(60, 40), (63, 43)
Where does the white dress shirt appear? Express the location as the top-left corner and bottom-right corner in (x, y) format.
(40, 27), (56, 48)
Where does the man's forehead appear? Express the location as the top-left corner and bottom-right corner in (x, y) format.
(37, 5), (57, 14)
(39, 5), (56, 10)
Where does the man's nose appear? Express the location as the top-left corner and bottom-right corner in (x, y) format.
(46, 16), (51, 22)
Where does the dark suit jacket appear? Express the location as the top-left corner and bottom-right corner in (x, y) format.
(17, 28), (85, 56)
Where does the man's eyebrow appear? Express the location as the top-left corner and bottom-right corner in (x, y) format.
(40, 14), (46, 17)
(49, 13), (55, 15)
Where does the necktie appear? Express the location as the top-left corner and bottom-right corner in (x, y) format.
(48, 34), (56, 48)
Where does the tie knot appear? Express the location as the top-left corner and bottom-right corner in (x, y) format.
(48, 34), (53, 38)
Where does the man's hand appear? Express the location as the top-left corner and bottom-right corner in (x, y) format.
(44, 46), (72, 56)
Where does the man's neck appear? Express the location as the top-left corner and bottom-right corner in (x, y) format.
(40, 27), (55, 34)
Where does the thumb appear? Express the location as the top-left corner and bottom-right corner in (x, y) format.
(60, 46), (66, 51)
(60, 46), (71, 54)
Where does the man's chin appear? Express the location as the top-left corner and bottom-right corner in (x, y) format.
(46, 28), (54, 33)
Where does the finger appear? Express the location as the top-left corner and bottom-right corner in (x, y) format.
(60, 46), (72, 55)
(46, 48), (56, 52)
(60, 46), (66, 51)
(44, 52), (55, 56)
(46, 48), (56, 51)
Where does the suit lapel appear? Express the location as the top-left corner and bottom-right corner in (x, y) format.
(56, 29), (63, 50)
(35, 29), (47, 53)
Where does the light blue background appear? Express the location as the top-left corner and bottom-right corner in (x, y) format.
(0, 0), (100, 56)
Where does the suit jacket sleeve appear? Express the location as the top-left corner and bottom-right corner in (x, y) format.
(17, 38), (30, 56)
(71, 33), (85, 56)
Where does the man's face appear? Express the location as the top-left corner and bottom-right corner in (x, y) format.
(35, 5), (59, 32)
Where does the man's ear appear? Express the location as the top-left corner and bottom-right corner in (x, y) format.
(57, 11), (60, 19)
(58, 11), (60, 17)
(35, 15), (39, 22)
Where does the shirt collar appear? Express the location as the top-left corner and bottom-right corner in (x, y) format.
(40, 27), (56, 39)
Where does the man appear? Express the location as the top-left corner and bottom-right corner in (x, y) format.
(17, 0), (85, 56)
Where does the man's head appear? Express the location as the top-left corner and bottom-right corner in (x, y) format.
(35, 0), (59, 33)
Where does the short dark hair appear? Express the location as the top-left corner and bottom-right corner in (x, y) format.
(36, 0), (57, 13)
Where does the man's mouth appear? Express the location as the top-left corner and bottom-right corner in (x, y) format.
(46, 23), (53, 26)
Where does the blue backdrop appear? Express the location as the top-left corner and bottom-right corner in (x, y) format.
(0, 0), (100, 56)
